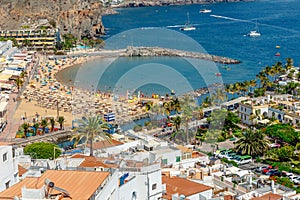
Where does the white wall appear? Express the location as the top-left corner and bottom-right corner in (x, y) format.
(151, 148), (181, 166)
(95, 170), (119, 200)
(0, 145), (17, 192)
(119, 163), (163, 200)
(119, 176), (138, 200)
(187, 189), (212, 200)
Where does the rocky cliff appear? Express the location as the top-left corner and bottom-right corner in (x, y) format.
(0, 0), (110, 39)
(116, 0), (253, 7)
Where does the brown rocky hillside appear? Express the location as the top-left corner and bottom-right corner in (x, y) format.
(0, 0), (108, 39)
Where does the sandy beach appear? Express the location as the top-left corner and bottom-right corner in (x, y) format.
(12, 51), (151, 134)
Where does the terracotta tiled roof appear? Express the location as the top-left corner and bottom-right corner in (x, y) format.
(252, 193), (283, 200)
(0, 170), (110, 200)
(224, 195), (235, 200)
(18, 165), (28, 177)
(71, 154), (120, 168)
(0, 142), (12, 146)
(162, 175), (211, 199)
(70, 154), (109, 168)
(86, 139), (123, 149)
(176, 145), (193, 153)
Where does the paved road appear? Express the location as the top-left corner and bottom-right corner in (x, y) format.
(0, 56), (40, 141)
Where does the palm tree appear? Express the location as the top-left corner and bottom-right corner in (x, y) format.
(14, 78), (23, 92)
(40, 119), (48, 134)
(286, 58), (293, 70)
(249, 80), (257, 92)
(171, 98), (181, 114)
(171, 116), (181, 132)
(50, 118), (55, 132)
(287, 82), (299, 95)
(21, 123), (30, 138)
(163, 102), (173, 116)
(211, 88), (227, 105)
(180, 95), (196, 144)
(20, 71), (28, 81)
(144, 101), (153, 112)
(74, 115), (111, 156)
(297, 72), (300, 81)
(33, 123), (39, 135)
(235, 129), (269, 157)
(57, 116), (65, 130)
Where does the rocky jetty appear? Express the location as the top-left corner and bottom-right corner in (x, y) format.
(123, 46), (240, 64)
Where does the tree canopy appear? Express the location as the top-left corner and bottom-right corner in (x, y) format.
(235, 129), (269, 156)
(263, 124), (299, 145)
(24, 142), (61, 159)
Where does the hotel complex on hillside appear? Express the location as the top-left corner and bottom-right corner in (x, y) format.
(0, 28), (59, 51)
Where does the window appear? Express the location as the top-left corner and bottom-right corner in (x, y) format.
(3, 152), (7, 162)
(162, 159), (167, 165)
(152, 183), (157, 190)
(176, 156), (181, 162)
(5, 181), (10, 189)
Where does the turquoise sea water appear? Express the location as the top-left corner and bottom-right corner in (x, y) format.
(58, 0), (300, 96)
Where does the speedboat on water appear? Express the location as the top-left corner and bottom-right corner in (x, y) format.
(200, 9), (212, 13)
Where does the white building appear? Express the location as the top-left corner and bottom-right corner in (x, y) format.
(119, 161), (163, 200)
(162, 175), (212, 200)
(238, 98), (270, 125)
(0, 145), (20, 192)
(0, 169), (119, 200)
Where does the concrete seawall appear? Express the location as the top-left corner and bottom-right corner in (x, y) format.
(121, 46), (241, 64)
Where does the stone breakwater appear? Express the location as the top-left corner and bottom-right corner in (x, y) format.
(122, 46), (241, 64)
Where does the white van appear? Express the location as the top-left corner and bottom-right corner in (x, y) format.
(235, 155), (252, 165)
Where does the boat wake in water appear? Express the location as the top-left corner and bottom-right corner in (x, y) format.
(166, 24), (200, 28)
(210, 14), (251, 23)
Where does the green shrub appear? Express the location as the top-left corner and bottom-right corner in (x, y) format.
(233, 130), (243, 138)
(217, 136), (226, 142)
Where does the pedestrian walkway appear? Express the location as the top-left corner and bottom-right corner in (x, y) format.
(0, 56), (40, 142)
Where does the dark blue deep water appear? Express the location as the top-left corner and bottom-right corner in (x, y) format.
(58, 0), (300, 96)
(102, 0), (300, 83)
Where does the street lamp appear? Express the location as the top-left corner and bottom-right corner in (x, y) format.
(53, 146), (61, 168)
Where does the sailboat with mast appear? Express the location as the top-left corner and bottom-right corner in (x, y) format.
(248, 21), (261, 37)
(180, 12), (196, 31)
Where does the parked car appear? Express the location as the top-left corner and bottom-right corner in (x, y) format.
(282, 171), (294, 177)
(269, 143), (281, 148)
(219, 150), (233, 159)
(214, 148), (227, 157)
(224, 152), (237, 160)
(266, 169), (279, 176)
(255, 166), (268, 173)
(293, 177), (300, 185)
(269, 171), (282, 177)
(234, 155), (252, 165)
(290, 176), (300, 183)
(228, 155), (240, 161)
(262, 166), (273, 174)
